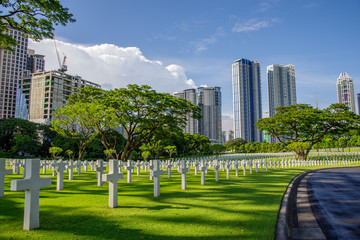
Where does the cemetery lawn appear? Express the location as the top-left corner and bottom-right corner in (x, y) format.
(0, 165), (351, 239)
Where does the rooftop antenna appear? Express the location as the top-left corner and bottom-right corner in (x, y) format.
(52, 31), (67, 72)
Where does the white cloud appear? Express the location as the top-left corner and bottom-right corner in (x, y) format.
(191, 27), (225, 54)
(257, 0), (280, 12)
(232, 18), (279, 32)
(29, 39), (196, 93)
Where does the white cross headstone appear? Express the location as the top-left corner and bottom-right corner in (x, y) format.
(243, 160), (246, 176)
(13, 159), (20, 174)
(234, 160), (239, 177)
(266, 159), (269, 171)
(150, 160), (163, 197)
(0, 158), (12, 197)
(213, 159), (220, 182)
(194, 160), (199, 175)
(21, 160), (26, 178)
(166, 160), (172, 178)
(149, 160), (154, 180)
(10, 159), (51, 230)
(54, 159), (66, 191)
(96, 160), (106, 186)
(41, 160), (47, 174)
(126, 160), (134, 183)
(102, 160), (123, 208)
(83, 160), (89, 173)
(225, 160), (231, 179)
(67, 160), (75, 180)
(179, 160), (189, 190)
(199, 160), (206, 185)
(76, 160), (82, 175)
(136, 160), (141, 175)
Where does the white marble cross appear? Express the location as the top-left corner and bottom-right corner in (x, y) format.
(67, 160), (75, 180)
(194, 160), (199, 175)
(20, 160), (26, 178)
(166, 160), (172, 178)
(213, 159), (220, 182)
(83, 160), (89, 173)
(96, 160), (106, 186)
(40, 160), (47, 174)
(266, 159), (268, 171)
(102, 160), (123, 208)
(150, 160), (163, 197)
(225, 160), (231, 179)
(13, 159), (21, 174)
(76, 160), (82, 175)
(178, 160), (189, 189)
(54, 159), (66, 191)
(234, 160), (239, 177)
(199, 160), (206, 185)
(125, 160), (134, 183)
(136, 160), (141, 175)
(10, 159), (51, 230)
(242, 160), (246, 176)
(0, 158), (13, 197)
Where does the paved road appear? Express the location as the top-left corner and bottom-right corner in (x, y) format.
(308, 167), (360, 240)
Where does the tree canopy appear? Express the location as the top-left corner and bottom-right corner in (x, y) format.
(0, 0), (75, 50)
(63, 84), (201, 161)
(255, 103), (360, 159)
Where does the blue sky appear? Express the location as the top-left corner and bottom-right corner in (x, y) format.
(30, 0), (360, 132)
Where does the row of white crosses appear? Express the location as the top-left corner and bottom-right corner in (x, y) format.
(2, 152), (360, 231)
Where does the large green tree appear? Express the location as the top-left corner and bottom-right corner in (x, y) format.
(255, 103), (359, 160)
(65, 84), (201, 161)
(0, 0), (75, 50)
(51, 102), (100, 160)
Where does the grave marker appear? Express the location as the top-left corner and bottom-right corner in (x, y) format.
(150, 160), (163, 197)
(10, 159), (51, 230)
(0, 158), (12, 197)
(102, 160), (123, 208)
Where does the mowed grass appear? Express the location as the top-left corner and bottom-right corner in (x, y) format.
(0, 162), (356, 240)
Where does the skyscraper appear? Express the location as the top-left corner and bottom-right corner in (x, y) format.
(173, 89), (198, 134)
(197, 86), (222, 144)
(232, 58), (262, 142)
(336, 73), (355, 113)
(173, 86), (222, 144)
(15, 49), (46, 119)
(267, 64), (296, 117)
(0, 28), (29, 118)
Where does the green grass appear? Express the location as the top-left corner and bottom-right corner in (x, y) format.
(0, 163), (357, 240)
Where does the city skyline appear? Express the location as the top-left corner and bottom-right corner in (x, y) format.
(25, 0), (360, 132)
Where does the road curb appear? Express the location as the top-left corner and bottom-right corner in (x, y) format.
(274, 170), (309, 239)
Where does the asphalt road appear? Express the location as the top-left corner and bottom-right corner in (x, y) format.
(308, 167), (360, 240)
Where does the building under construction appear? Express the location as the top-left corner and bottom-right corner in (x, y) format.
(16, 70), (101, 124)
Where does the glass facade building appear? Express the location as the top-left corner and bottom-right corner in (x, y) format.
(232, 58), (262, 142)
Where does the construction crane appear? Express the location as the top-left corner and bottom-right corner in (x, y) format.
(53, 31), (68, 72)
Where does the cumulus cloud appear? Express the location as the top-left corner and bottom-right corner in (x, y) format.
(29, 39), (196, 93)
(232, 18), (279, 32)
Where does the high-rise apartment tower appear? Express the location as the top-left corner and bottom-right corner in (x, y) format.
(0, 28), (29, 118)
(267, 64), (296, 117)
(197, 86), (222, 144)
(336, 73), (355, 113)
(173, 89), (198, 134)
(232, 58), (262, 142)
